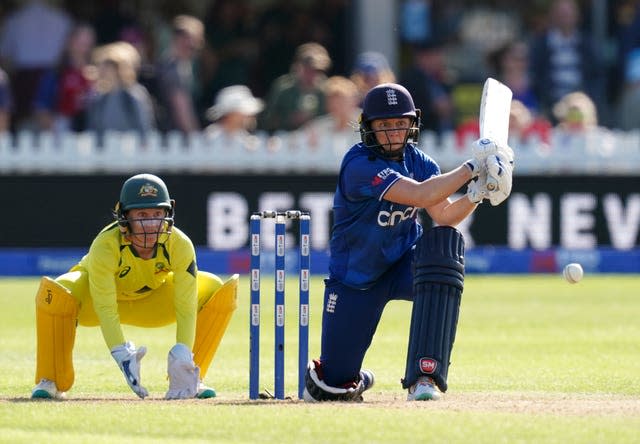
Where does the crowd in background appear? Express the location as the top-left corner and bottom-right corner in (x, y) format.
(1, 0), (640, 147)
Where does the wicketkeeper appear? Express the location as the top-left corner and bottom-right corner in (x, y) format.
(303, 83), (513, 402)
(31, 173), (238, 400)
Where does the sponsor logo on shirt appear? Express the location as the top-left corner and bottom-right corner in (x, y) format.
(377, 206), (419, 226)
(371, 168), (394, 186)
(118, 266), (131, 278)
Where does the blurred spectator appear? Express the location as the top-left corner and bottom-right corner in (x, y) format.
(260, 42), (331, 132)
(488, 40), (539, 115)
(617, 48), (640, 130)
(200, 0), (258, 113)
(0, 67), (12, 132)
(302, 75), (361, 156)
(86, 42), (155, 137)
(92, 0), (141, 45)
(204, 85), (263, 147)
(350, 51), (396, 106)
(399, 40), (455, 136)
(155, 15), (205, 133)
(33, 23), (96, 134)
(0, 0), (72, 131)
(251, 1), (299, 96)
(509, 99), (552, 146)
(552, 91), (598, 133)
(529, 0), (605, 123)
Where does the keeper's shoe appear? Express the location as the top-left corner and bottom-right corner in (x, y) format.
(407, 376), (441, 401)
(196, 382), (216, 399)
(31, 378), (65, 400)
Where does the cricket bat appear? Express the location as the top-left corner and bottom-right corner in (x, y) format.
(479, 77), (512, 191)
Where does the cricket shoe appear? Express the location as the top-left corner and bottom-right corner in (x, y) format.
(31, 378), (65, 400)
(196, 381), (216, 399)
(359, 369), (375, 394)
(407, 376), (441, 401)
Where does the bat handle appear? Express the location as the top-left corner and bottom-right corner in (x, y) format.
(486, 177), (498, 191)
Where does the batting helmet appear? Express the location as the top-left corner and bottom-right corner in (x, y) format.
(360, 83), (421, 159)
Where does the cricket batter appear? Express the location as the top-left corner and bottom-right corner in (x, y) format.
(303, 83), (513, 402)
(31, 173), (238, 400)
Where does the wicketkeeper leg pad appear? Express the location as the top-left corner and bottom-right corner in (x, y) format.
(35, 277), (79, 392)
(192, 274), (239, 379)
(402, 226), (465, 393)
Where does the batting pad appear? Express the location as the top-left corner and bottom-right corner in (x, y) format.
(402, 226), (465, 393)
(193, 274), (238, 379)
(35, 277), (79, 392)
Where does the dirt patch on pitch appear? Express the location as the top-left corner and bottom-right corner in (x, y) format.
(208, 392), (640, 416)
(355, 392), (640, 416)
(6, 392), (640, 416)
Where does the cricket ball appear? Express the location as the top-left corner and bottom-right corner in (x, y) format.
(563, 263), (583, 284)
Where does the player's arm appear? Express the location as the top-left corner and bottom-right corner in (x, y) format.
(171, 238), (199, 349)
(384, 162), (475, 209)
(86, 248), (126, 349)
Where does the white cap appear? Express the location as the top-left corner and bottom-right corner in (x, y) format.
(206, 85), (264, 121)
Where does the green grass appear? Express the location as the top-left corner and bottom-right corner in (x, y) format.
(1, 275), (639, 443)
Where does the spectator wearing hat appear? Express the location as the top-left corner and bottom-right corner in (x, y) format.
(350, 51), (396, 106)
(259, 42), (331, 132)
(205, 85), (263, 136)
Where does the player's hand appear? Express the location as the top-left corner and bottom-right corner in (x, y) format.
(472, 138), (514, 164)
(165, 343), (200, 399)
(111, 341), (148, 399)
(485, 153), (513, 206)
(463, 158), (481, 179)
(467, 174), (487, 204)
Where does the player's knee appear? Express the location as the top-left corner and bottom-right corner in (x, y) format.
(303, 360), (364, 402)
(415, 226), (465, 290)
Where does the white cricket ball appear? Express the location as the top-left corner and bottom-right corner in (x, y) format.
(563, 263), (584, 284)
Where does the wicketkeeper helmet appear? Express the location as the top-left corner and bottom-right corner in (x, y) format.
(115, 173), (175, 227)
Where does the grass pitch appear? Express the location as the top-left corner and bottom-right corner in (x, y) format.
(1, 274), (639, 443)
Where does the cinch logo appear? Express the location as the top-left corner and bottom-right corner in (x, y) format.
(419, 358), (437, 374)
(326, 292), (338, 313)
(386, 88), (398, 105)
(377, 206), (419, 227)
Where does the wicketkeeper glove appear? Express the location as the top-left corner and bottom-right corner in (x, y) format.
(165, 343), (200, 400)
(111, 341), (148, 399)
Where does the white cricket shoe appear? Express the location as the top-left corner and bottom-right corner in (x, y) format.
(31, 378), (65, 399)
(196, 381), (216, 399)
(407, 376), (441, 401)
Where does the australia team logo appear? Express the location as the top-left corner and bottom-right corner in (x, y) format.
(139, 183), (158, 197)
